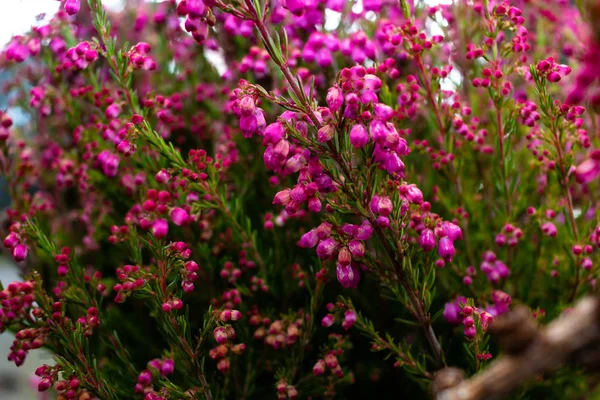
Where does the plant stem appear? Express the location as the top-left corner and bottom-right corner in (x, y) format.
(251, 12), (443, 365)
(495, 103), (512, 218)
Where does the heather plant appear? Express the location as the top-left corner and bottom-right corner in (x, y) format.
(1, 0), (600, 398)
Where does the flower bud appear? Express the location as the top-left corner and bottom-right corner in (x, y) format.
(370, 195), (393, 216)
(316, 238), (337, 259)
(326, 87), (344, 112)
(3, 233), (19, 249)
(317, 124), (335, 142)
(442, 222), (462, 241)
(321, 313), (334, 327)
(349, 124), (369, 148)
(376, 215), (390, 228)
(273, 189), (291, 206)
(160, 359), (174, 376)
(437, 237), (455, 262)
(336, 263), (360, 288)
(343, 310), (357, 329)
(105, 103), (121, 119)
(464, 325), (476, 339)
(404, 184), (423, 204)
(155, 169), (171, 183)
(170, 207), (189, 226)
(541, 222), (557, 237)
(298, 229), (319, 248)
(337, 247), (352, 266)
(150, 219), (169, 239)
(214, 326), (228, 344)
(419, 229), (436, 251)
(65, 0), (80, 16)
(12, 244), (28, 262)
(313, 359), (326, 376)
(348, 240), (365, 257)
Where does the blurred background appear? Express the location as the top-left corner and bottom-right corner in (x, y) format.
(0, 2), (126, 398)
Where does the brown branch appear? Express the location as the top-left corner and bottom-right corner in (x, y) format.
(434, 295), (600, 400)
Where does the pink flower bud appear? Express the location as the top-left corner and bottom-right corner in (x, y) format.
(3, 233), (19, 249)
(155, 169), (171, 183)
(405, 184), (423, 204)
(343, 310), (356, 329)
(213, 326), (228, 344)
(370, 195), (393, 216)
(273, 189), (291, 206)
(231, 310), (242, 321)
(313, 359), (326, 376)
(547, 71), (561, 83)
(384, 151), (404, 175)
(464, 325), (476, 339)
(65, 0), (80, 16)
(324, 353), (338, 368)
(160, 359), (174, 376)
(541, 222), (557, 237)
(12, 244), (28, 262)
(321, 313), (334, 327)
(376, 215), (390, 228)
(170, 207), (189, 226)
(374, 103), (394, 121)
(38, 377), (52, 391)
(441, 222), (462, 241)
(105, 103), (121, 119)
(220, 310), (232, 321)
(419, 229), (436, 251)
(217, 358), (230, 374)
(57, 265), (69, 277)
(316, 238), (337, 259)
(317, 124), (335, 142)
(137, 370), (152, 385)
(437, 237), (455, 262)
(263, 122), (285, 145)
(348, 240), (365, 257)
(349, 124), (369, 148)
(150, 219), (169, 239)
(337, 247), (352, 266)
(116, 140), (135, 156)
(336, 263), (360, 288)
(575, 158), (600, 184)
(463, 316), (474, 327)
(327, 87), (344, 112)
(581, 257), (593, 270)
(298, 229), (319, 248)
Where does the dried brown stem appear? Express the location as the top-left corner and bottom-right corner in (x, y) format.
(435, 295), (600, 400)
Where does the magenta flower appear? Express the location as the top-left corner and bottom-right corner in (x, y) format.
(12, 244), (28, 262)
(437, 237), (455, 262)
(150, 219), (169, 239)
(65, 0), (80, 16)
(170, 208), (190, 226)
(575, 150), (600, 184)
(419, 229), (436, 251)
(336, 263), (360, 288)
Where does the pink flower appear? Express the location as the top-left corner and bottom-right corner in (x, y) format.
(419, 229), (436, 251)
(437, 237), (455, 262)
(349, 124), (369, 148)
(170, 208), (190, 226)
(575, 150), (600, 184)
(65, 0), (80, 16)
(12, 244), (28, 262)
(151, 219), (169, 239)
